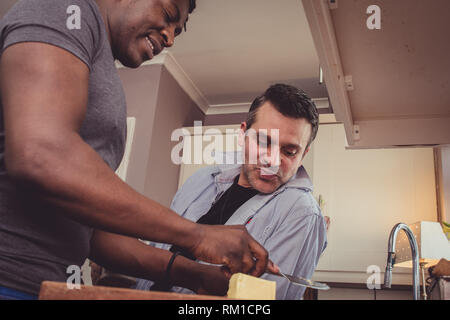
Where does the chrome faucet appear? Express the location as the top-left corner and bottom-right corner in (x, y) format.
(384, 223), (420, 300)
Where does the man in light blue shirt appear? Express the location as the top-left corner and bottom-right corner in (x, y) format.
(136, 84), (327, 299)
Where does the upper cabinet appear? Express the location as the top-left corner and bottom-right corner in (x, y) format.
(302, 0), (450, 149)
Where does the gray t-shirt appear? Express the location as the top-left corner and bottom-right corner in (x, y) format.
(0, 0), (127, 295)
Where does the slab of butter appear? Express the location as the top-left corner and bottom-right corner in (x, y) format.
(227, 273), (276, 300)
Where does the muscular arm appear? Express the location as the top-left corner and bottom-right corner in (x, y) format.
(0, 42), (273, 276)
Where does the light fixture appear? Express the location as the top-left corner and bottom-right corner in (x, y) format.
(319, 66), (324, 84)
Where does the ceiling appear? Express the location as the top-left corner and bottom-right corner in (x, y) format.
(0, 0), (16, 18)
(169, 0), (327, 106)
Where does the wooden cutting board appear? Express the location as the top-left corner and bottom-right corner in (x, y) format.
(38, 281), (230, 300)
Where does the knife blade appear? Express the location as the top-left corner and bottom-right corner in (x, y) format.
(273, 271), (330, 290)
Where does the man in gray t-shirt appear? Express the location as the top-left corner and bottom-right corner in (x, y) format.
(0, 0), (277, 298)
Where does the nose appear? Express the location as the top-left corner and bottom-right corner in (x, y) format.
(161, 26), (175, 48)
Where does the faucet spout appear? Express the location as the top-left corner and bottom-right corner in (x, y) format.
(384, 251), (395, 288)
(384, 223), (420, 300)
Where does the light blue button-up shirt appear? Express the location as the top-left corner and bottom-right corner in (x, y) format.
(135, 164), (327, 300)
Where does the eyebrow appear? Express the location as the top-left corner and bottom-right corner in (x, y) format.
(283, 144), (301, 150)
(173, 4), (181, 22)
(257, 132), (301, 149)
(170, 2), (189, 32)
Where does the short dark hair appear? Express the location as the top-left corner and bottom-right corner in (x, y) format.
(188, 0), (196, 13)
(246, 84), (319, 151)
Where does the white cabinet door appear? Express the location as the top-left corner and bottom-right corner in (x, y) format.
(178, 125), (241, 187)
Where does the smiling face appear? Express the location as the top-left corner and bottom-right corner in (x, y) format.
(108, 0), (190, 68)
(238, 102), (312, 194)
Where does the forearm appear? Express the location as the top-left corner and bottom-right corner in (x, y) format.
(90, 231), (206, 292)
(6, 132), (200, 247)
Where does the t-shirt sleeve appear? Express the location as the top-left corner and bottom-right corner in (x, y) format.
(0, 0), (103, 70)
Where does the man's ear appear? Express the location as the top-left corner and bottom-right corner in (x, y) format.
(238, 122), (247, 147)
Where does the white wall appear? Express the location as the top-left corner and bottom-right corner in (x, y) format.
(118, 65), (205, 207)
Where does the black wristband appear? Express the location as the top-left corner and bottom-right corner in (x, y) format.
(165, 251), (181, 281)
(150, 251), (181, 292)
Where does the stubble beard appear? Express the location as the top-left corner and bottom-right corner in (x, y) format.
(242, 164), (283, 194)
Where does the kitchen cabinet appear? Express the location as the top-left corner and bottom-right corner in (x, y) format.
(302, 0), (450, 148)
